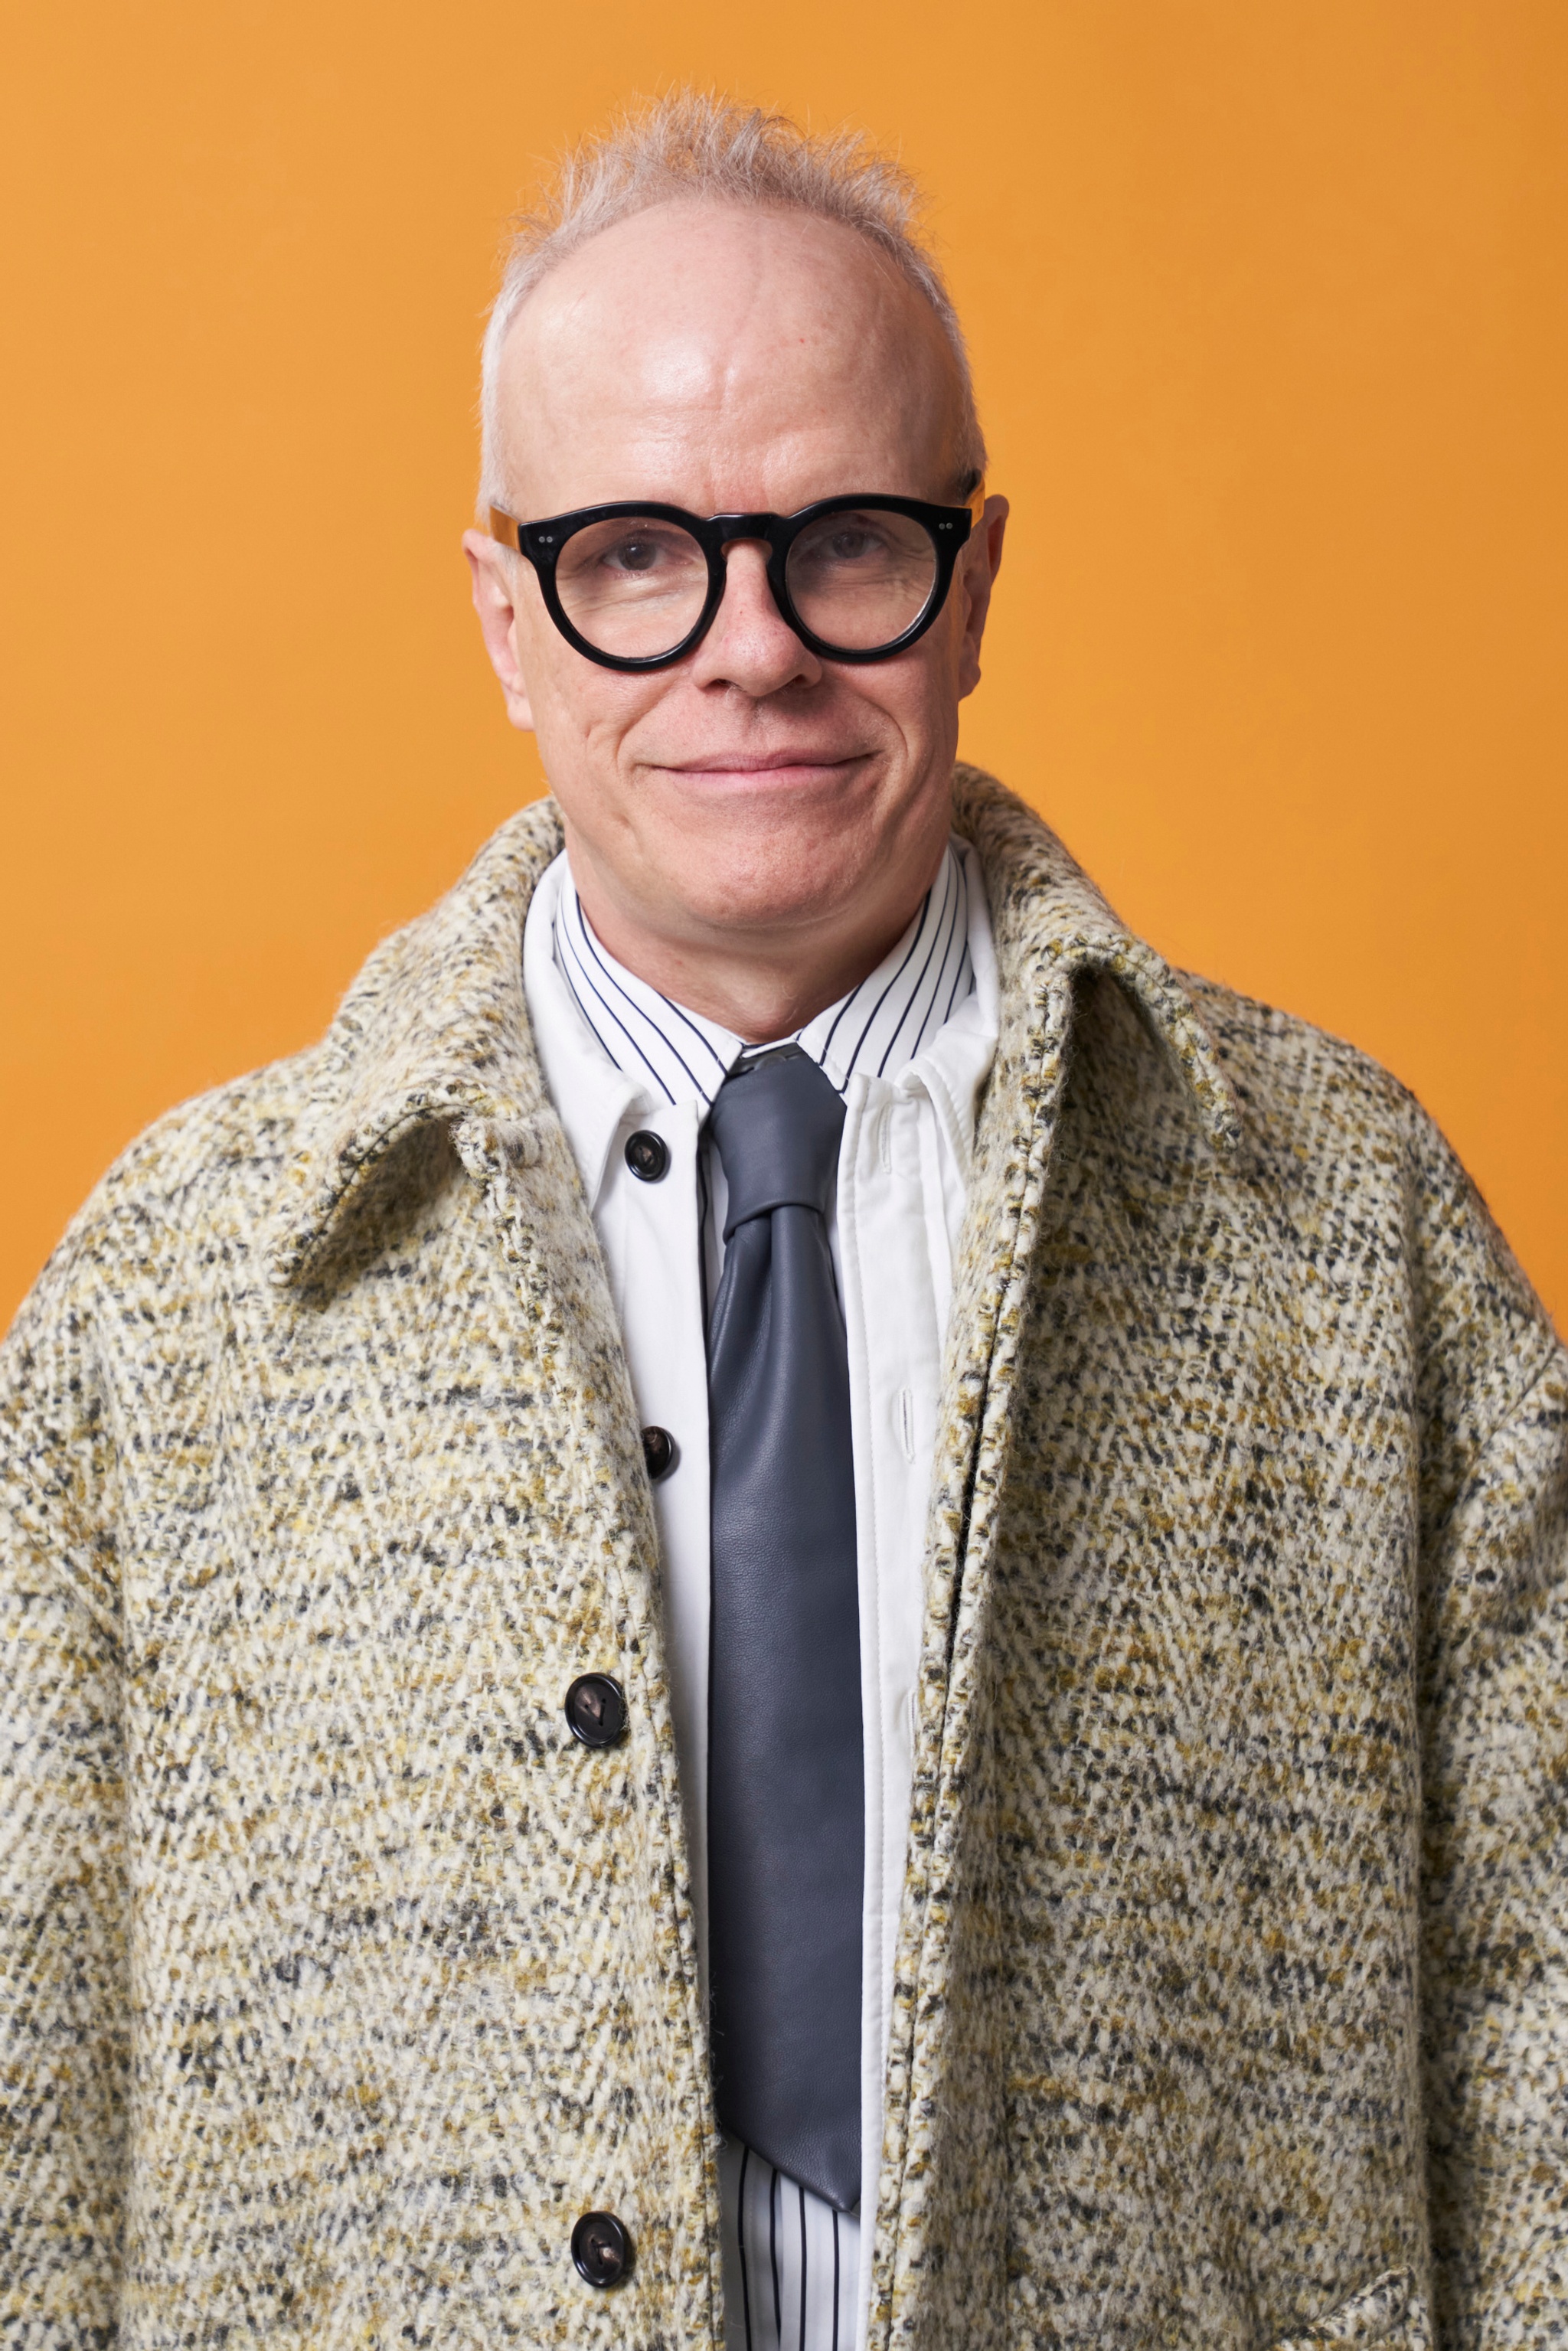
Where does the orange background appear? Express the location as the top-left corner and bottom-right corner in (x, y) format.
(3, 1), (1564, 1329)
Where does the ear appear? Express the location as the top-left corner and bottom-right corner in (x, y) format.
(462, 528), (537, 732)
(955, 494), (1009, 701)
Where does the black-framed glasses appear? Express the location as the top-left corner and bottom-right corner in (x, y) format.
(487, 492), (978, 671)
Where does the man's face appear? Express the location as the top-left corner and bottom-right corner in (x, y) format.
(465, 199), (1006, 991)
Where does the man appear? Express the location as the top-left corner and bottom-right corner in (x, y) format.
(2, 93), (1563, 2351)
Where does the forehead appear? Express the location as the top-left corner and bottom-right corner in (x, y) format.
(495, 199), (962, 511)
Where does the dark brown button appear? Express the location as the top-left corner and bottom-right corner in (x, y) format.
(641, 1425), (678, 1481)
(564, 1672), (627, 1749)
(572, 2208), (632, 2287)
(625, 1129), (670, 1182)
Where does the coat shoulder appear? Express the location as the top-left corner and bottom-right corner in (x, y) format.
(1173, 965), (1561, 1502)
(1178, 968), (1417, 1143)
(4, 1045), (322, 1359)
(5, 797), (568, 1356)
(1175, 969), (1533, 1278)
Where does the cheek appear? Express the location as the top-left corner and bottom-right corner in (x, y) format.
(514, 616), (669, 802)
(846, 629), (963, 755)
(510, 589), (572, 706)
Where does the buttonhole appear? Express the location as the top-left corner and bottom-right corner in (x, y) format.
(897, 1388), (916, 1463)
(879, 1112), (893, 1174)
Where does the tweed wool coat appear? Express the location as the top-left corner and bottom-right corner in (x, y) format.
(2, 769), (1566, 2351)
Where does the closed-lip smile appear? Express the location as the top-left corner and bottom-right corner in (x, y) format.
(661, 750), (868, 775)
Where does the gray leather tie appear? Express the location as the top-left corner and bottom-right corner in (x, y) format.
(704, 1044), (863, 2212)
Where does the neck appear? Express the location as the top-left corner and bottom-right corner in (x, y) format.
(566, 850), (946, 1043)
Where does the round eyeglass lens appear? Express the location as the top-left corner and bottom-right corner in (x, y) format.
(783, 506), (939, 651)
(553, 515), (711, 660)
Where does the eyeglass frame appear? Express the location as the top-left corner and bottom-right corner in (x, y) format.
(485, 491), (980, 672)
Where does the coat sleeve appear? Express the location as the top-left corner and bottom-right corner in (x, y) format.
(0, 1227), (130, 2336)
(1413, 1116), (1568, 2347)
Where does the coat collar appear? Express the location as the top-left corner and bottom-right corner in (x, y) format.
(267, 767), (1236, 1287)
(949, 763), (1240, 1153)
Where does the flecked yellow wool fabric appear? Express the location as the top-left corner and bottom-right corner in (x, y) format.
(2, 770), (1564, 2349)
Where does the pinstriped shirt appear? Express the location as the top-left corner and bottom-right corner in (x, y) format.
(523, 841), (998, 2351)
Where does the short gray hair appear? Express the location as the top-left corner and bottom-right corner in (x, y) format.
(477, 90), (986, 514)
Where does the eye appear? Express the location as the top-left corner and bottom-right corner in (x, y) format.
(604, 535), (663, 574)
(823, 527), (882, 562)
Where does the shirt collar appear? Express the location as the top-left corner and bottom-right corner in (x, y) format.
(547, 840), (985, 1113)
(522, 856), (665, 1213)
(550, 870), (736, 1114)
(266, 772), (1238, 1289)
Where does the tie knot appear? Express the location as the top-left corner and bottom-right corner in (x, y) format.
(706, 1047), (846, 1239)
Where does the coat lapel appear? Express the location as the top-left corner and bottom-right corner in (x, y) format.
(873, 767), (1236, 2351)
(267, 796), (565, 1291)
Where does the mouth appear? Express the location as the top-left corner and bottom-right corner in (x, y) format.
(655, 749), (871, 780)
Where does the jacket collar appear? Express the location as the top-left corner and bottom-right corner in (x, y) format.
(268, 795), (566, 1286)
(950, 762), (1240, 1152)
(268, 768), (1236, 1287)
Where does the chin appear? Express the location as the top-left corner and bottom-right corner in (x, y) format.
(659, 860), (853, 940)
(660, 811), (893, 929)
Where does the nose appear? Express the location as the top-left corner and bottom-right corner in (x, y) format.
(688, 540), (822, 697)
